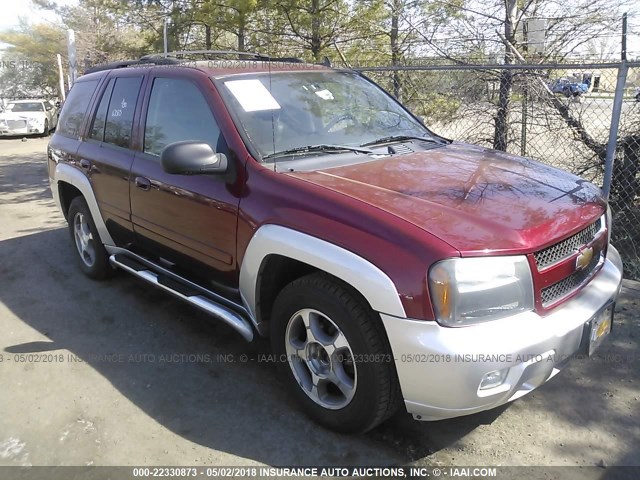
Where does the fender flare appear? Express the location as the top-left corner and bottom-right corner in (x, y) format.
(239, 225), (407, 324)
(54, 162), (115, 246)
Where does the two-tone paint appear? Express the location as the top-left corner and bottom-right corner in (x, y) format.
(48, 61), (623, 422)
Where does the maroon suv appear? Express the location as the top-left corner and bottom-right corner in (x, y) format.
(47, 54), (623, 433)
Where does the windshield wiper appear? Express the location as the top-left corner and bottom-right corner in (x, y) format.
(360, 135), (442, 147)
(263, 144), (373, 160)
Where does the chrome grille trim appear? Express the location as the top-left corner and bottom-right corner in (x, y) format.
(534, 218), (602, 270)
(540, 253), (602, 307)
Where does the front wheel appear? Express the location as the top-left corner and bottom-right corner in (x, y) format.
(41, 119), (49, 137)
(270, 272), (400, 433)
(67, 197), (113, 280)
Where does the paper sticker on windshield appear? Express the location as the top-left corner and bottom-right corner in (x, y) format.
(315, 89), (334, 100)
(224, 79), (281, 112)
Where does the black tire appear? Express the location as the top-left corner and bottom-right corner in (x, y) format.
(41, 119), (49, 137)
(270, 272), (400, 433)
(67, 196), (112, 280)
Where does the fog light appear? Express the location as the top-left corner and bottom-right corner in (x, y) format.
(479, 368), (509, 390)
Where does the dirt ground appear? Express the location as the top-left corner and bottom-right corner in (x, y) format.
(0, 137), (638, 475)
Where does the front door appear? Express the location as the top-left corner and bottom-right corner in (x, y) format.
(129, 73), (241, 289)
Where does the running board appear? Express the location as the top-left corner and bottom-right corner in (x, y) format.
(109, 253), (254, 342)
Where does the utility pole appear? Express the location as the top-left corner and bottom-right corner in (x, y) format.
(66, 29), (77, 86)
(163, 18), (169, 57)
(56, 54), (66, 102)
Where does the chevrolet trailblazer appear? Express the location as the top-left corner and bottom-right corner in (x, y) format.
(47, 52), (623, 433)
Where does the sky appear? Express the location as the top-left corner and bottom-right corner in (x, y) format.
(0, 0), (65, 50)
(0, 0), (74, 29)
(0, 0), (76, 49)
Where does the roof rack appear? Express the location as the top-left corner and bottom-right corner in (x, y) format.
(83, 50), (307, 75)
(162, 50), (304, 63)
(84, 55), (179, 74)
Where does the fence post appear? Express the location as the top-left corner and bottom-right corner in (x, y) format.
(521, 85), (527, 156)
(603, 62), (629, 199)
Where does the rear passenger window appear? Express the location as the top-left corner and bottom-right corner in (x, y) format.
(103, 77), (142, 148)
(144, 78), (224, 156)
(89, 79), (115, 141)
(57, 80), (99, 137)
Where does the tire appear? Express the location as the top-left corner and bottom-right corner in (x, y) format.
(270, 272), (400, 433)
(41, 119), (49, 137)
(67, 196), (112, 280)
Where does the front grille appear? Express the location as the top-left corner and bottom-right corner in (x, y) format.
(540, 252), (601, 306)
(7, 120), (26, 129)
(534, 218), (602, 270)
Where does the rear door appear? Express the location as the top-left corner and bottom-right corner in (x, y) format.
(129, 70), (241, 288)
(77, 71), (145, 245)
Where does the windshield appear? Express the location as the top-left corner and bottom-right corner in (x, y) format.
(218, 71), (433, 159)
(6, 102), (44, 112)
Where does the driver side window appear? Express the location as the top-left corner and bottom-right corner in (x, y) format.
(144, 78), (225, 157)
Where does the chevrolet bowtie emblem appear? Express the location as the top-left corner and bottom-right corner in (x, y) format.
(575, 246), (594, 271)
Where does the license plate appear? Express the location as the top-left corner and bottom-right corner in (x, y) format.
(588, 304), (613, 356)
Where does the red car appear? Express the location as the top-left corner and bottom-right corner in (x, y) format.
(47, 54), (623, 433)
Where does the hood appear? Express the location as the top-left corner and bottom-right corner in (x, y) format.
(287, 143), (605, 254)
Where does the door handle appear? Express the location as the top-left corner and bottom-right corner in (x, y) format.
(135, 176), (151, 191)
(79, 159), (91, 170)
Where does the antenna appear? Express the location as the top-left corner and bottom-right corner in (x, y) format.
(266, 25), (276, 172)
(333, 42), (351, 68)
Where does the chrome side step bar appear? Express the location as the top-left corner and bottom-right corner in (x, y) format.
(108, 253), (254, 342)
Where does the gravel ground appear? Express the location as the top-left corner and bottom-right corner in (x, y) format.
(0, 137), (638, 477)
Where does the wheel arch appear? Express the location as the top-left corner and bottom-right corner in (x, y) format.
(239, 225), (407, 334)
(53, 163), (114, 246)
(57, 181), (82, 219)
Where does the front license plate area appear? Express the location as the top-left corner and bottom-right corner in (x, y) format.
(588, 304), (613, 356)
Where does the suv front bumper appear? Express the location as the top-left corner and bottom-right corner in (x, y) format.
(381, 245), (624, 421)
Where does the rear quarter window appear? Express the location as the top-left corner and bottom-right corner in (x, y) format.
(57, 80), (100, 138)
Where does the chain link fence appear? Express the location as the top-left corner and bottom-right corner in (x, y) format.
(356, 61), (640, 280)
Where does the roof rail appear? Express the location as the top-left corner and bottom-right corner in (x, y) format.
(163, 50), (304, 63)
(84, 56), (179, 74)
(83, 50), (307, 75)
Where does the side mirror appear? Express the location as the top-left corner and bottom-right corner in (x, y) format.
(160, 141), (228, 175)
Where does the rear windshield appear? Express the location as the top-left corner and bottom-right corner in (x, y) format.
(6, 102), (44, 112)
(57, 80), (100, 138)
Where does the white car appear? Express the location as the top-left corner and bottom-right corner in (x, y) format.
(0, 99), (58, 137)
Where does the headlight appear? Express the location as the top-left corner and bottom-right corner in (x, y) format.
(428, 256), (534, 327)
(27, 117), (44, 126)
